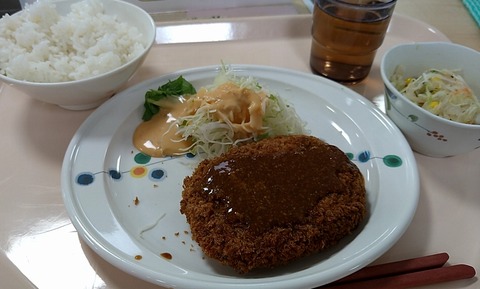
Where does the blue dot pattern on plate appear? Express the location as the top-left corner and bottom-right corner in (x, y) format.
(109, 169), (122, 180)
(75, 150), (402, 186)
(76, 173), (95, 185)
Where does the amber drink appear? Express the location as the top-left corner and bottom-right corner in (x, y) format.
(310, 0), (396, 83)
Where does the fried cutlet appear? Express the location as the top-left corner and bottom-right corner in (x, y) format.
(180, 135), (367, 273)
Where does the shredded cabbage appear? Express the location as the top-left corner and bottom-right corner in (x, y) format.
(175, 65), (307, 158)
(390, 66), (480, 124)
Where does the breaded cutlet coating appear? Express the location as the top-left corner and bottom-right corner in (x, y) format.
(180, 135), (366, 273)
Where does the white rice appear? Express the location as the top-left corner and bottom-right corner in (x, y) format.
(0, 0), (147, 83)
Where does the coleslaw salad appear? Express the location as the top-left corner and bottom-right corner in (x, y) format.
(390, 66), (480, 124)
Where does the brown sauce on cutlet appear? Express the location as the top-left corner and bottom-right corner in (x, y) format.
(202, 143), (354, 234)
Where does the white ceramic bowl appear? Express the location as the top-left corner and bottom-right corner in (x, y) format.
(380, 42), (480, 157)
(0, 0), (156, 110)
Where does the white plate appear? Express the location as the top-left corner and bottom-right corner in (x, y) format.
(61, 65), (419, 289)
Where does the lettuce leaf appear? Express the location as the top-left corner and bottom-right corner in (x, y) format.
(142, 76), (196, 121)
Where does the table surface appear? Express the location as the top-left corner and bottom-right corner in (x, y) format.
(1, 0), (479, 288)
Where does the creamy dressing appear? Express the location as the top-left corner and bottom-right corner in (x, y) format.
(133, 97), (192, 157)
(133, 81), (267, 157)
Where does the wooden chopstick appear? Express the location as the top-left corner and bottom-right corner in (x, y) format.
(321, 264), (476, 289)
(328, 252), (450, 285)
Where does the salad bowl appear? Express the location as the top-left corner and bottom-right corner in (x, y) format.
(380, 42), (480, 157)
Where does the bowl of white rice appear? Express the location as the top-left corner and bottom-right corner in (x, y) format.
(0, 0), (156, 110)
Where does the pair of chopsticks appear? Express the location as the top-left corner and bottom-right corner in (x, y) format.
(320, 252), (476, 289)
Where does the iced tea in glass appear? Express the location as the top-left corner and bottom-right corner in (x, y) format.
(310, 0), (396, 83)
